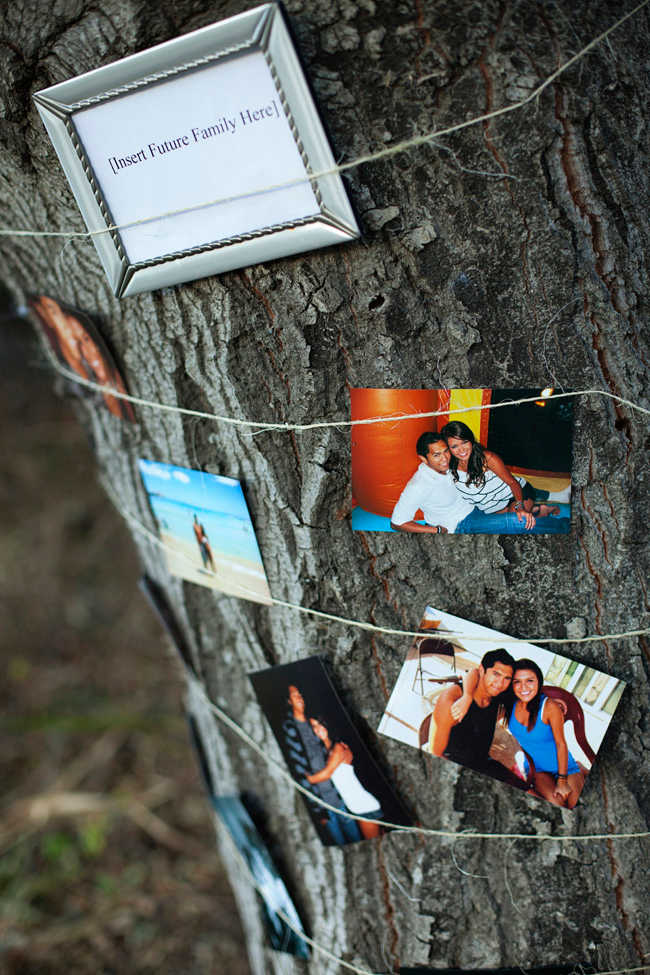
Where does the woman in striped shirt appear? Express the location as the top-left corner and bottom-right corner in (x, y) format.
(440, 420), (560, 527)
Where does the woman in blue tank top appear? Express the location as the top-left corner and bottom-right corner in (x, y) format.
(507, 659), (585, 808)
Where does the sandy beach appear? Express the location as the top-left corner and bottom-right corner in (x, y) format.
(160, 533), (272, 605)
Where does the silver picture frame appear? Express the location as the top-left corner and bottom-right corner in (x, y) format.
(33, 3), (359, 298)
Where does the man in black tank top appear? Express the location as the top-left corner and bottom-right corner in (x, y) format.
(433, 648), (528, 788)
(445, 696), (500, 766)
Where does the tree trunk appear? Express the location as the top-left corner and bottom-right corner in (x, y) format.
(1, 1), (648, 973)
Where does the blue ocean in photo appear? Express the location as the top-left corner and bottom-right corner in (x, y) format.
(138, 459), (264, 565)
(150, 496), (262, 562)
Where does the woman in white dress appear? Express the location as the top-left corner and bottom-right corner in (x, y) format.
(306, 717), (383, 839)
(440, 420), (560, 527)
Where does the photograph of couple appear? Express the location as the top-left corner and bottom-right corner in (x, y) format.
(250, 656), (411, 846)
(379, 607), (625, 808)
(351, 387), (572, 534)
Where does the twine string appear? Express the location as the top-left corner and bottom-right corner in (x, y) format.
(111, 492), (649, 648)
(108, 500), (649, 843)
(9, 3), (649, 960)
(217, 815), (650, 974)
(214, 810), (374, 974)
(267, 597), (650, 647)
(1, 0), (648, 242)
(29, 350), (650, 431)
(192, 679), (648, 843)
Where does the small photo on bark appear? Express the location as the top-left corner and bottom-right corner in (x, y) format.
(378, 606), (625, 810)
(250, 655), (412, 846)
(138, 459), (271, 605)
(350, 387), (572, 535)
(212, 795), (310, 958)
(28, 295), (135, 421)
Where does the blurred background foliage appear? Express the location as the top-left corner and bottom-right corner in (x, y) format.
(0, 288), (249, 974)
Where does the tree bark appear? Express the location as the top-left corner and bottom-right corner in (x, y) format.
(1, 1), (649, 973)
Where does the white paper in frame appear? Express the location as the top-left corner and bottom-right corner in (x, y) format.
(33, 3), (359, 298)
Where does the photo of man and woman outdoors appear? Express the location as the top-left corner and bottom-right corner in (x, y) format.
(351, 388), (572, 534)
(138, 459), (271, 605)
(250, 656), (412, 846)
(379, 607), (625, 808)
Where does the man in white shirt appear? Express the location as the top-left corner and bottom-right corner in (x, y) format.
(390, 433), (570, 535)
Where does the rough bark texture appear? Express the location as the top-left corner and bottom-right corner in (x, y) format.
(1, 1), (649, 973)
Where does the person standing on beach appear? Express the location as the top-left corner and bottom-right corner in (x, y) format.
(193, 514), (215, 572)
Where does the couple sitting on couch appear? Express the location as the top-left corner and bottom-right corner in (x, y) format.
(391, 425), (569, 535)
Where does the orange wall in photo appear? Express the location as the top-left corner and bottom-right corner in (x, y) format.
(351, 388), (439, 517)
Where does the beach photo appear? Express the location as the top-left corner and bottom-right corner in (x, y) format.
(138, 460), (271, 605)
(250, 656), (412, 847)
(28, 295), (135, 421)
(351, 387), (572, 534)
(379, 606), (626, 809)
(213, 796), (310, 958)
